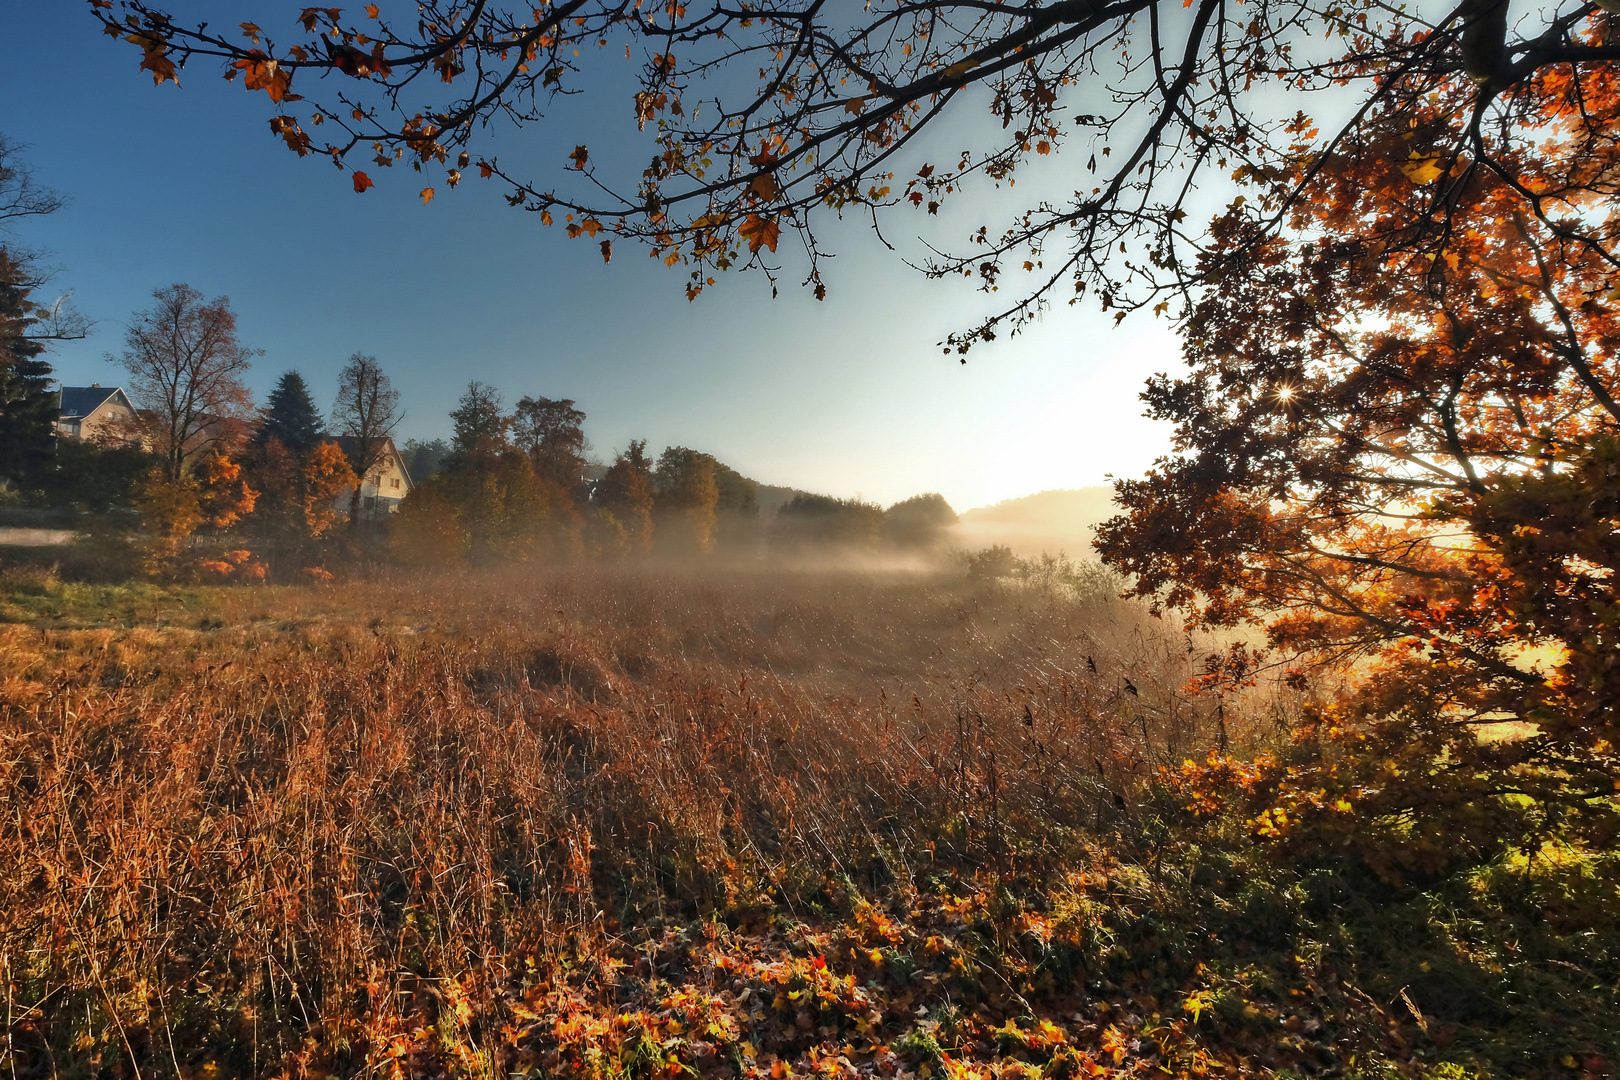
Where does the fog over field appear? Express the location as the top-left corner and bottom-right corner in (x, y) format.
(951, 487), (1118, 558)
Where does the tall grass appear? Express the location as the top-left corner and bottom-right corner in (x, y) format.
(2, 565), (1608, 1079)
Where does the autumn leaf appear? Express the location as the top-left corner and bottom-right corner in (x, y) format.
(420, 187), (435, 204)
(747, 172), (780, 202)
(1401, 152), (1445, 185)
(352, 171), (375, 193)
(365, 2), (380, 15)
(234, 52), (292, 102)
(580, 218), (604, 237)
(738, 214), (781, 254)
(479, 162), (493, 178)
(600, 239), (613, 262)
(570, 145), (590, 170)
(140, 49), (180, 86)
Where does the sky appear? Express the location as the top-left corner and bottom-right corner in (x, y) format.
(2, 4), (1185, 512)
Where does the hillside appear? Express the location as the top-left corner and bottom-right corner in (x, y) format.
(952, 485), (1117, 557)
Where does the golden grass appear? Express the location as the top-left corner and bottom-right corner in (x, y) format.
(0, 566), (1394, 1079)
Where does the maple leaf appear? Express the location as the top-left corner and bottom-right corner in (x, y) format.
(581, 218), (604, 237)
(570, 146), (590, 170)
(139, 49), (180, 86)
(420, 187), (435, 204)
(365, 3), (380, 15)
(234, 52), (292, 102)
(747, 173), (780, 202)
(738, 214), (781, 254)
(352, 171), (375, 193)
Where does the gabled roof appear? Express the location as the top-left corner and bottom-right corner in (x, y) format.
(323, 434), (414, 490)
(58, 385), (131, 420)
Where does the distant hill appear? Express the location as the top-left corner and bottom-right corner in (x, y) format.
(951, 486), (1117, 558)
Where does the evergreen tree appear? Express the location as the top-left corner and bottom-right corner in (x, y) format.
(0, 249), (57, 487)
(256, 370), (324, 456)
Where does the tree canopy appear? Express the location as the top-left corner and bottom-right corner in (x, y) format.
(92, 0), (1620, 348)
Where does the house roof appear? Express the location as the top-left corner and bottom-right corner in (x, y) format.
(58, 385), (129, 420)
(324, 434), (414, 490)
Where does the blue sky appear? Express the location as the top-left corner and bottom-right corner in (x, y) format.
(4, 3), (1181, 511)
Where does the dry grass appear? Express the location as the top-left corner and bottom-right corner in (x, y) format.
(2, 565), (1602, 1080)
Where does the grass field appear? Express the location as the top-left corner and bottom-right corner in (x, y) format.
(1, 563), (1614, 1080)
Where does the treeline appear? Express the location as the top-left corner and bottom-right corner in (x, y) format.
(3, 277), (960, 581)
(387, 380), (961, 567)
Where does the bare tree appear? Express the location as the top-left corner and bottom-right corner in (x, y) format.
(330, 352), (401, 524)
(0, 132), (86, 353)
(0, 132), (65, 232)
(116, 283), (258, 482)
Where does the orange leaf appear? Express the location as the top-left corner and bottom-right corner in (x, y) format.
(581, 218), (603, 237)
(739, 214), (781, 253)
(420, 187), (435, 204)
(140, 50), (180, 86)
(365, 2), (380, 15)
(570, 145), (590, 170)
(747, 173), (780, 202)
(600, 239), (613, 262)
(353, 171), (375, 193)
(234, 51), (292, 102)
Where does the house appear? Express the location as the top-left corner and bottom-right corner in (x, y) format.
(327, 435), (414, 520)
(56, 385), (141, 444)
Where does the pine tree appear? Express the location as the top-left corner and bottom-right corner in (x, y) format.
(0, 249), (57, 487)
(256, 370), (324, 456)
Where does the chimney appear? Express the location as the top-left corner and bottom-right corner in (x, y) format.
(91, 382), (100, 387)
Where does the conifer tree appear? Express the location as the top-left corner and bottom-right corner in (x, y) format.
(0, 249), (58, 487)
(256, 370), (324, 457)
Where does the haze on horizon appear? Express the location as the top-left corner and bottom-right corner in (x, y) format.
(3, 5), (1180, 514)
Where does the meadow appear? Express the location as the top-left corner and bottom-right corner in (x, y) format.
(0, 563), (1613, 1080)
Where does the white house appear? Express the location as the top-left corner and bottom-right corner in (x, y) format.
(56, 385), (141, 444)
(328, 435), (414, 520)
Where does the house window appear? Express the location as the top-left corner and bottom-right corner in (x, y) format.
(390, 478), (400, 490)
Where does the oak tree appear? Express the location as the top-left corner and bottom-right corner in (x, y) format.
(116, 283), (259, 483)
(512, 394), (588, 493)
(1095, 72), (1620, 864)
